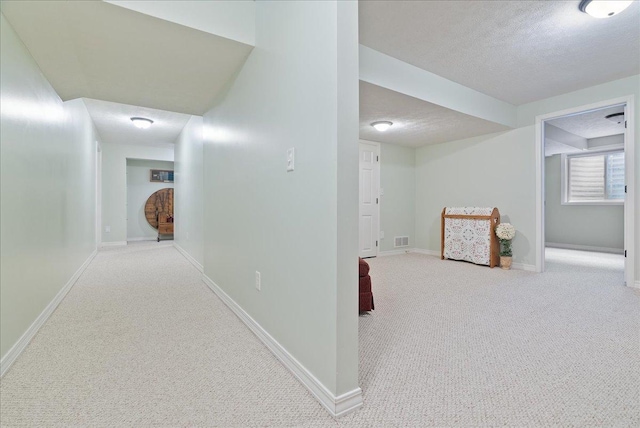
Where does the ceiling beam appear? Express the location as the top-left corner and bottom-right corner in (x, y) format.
(359, 45), (517, 129)
(544, 123), (587, 151)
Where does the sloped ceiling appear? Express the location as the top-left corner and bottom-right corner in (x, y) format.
(1, 1), (253, 115)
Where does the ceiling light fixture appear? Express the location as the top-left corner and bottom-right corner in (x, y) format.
(130, 117), (154, 129)
(605, 112), (625, 124)
(579, 0), (633, 18)
(371, 121), (393, 132)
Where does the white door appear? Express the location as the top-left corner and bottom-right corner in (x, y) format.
(359, 141), (380, 258)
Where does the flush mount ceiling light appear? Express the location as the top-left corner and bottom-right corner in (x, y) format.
(605, 112), (625, 124)
(579, 0), (633, 18)
(130, 117), (154, 129)
(371, 121), (393, 132)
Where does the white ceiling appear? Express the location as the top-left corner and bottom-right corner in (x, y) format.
(359, 82), (510, 147)
(547, 105), (625, 139)
(83, 98), (191, 148)
(359, 1), (640, 105)
(1, 1), (253, 116)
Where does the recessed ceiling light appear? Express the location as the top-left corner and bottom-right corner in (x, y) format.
(130, 117), (154, 129)
(579, 0), (633, 18)
(371, 121), (393, 132)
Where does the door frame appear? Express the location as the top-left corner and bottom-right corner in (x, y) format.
(535, 95), (635, 287)
(358, 139), (381, 258)
(96, 140), (102, 247)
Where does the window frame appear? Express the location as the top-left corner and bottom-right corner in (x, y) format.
(561, 146), (625, 206)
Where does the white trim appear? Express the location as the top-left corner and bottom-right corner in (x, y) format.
(633, 281), (640, 289)
(99, 241), (127, 247)
(174, 243), (204, 272)
(623, 100), (635, 287)
(511, 262), (537, 272)
(126, 237), (157, 242)
(201, 274), (362, 417)
(536, 95), (635, 287)
(412, 248), (441, 257)
(546, 242), (624, 255)
(378, 248), (414, 257)
(1, 249), (97, 377)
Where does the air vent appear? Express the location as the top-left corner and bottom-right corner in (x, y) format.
(394, 236), (409, 248)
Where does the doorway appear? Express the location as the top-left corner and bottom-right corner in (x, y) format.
(536, 96), (635, 286)
(359, 140), (380, 258)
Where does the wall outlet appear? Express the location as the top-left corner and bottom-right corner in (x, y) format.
(380, 231), (385, 239)
(255, 271), (261, 291)
(105, 226), (111, 233)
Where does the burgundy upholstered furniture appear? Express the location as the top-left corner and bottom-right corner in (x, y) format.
(359, 258), (374, 312)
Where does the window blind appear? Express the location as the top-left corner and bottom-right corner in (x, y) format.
(568, 155), (605, 201)
(566, 150), (624, 202)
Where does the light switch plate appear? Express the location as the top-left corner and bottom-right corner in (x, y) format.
(287, 148), (295, 172)
(255, 271), (261, 291)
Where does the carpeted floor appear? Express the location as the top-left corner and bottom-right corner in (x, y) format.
(1, 243), (638, 427)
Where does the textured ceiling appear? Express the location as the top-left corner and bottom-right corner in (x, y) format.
(83, 98), (191, 148)
(359, 1), (640, 105)
(359, 82), (510, 147)
(1, 1), (253, 115)
(547, 105), (625, 139)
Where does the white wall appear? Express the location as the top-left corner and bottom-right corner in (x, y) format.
(1, 15), (99, 360)
(379, 143), (415, 252)
(101, 143), (173, 244)
(415, 74), (639, 275)
(544, 155), (623, 251)
(126, 159), (174, 241)
(174, 116), (204, 267)
(203, 0), (359, 403)
(415, 129), (533, 263)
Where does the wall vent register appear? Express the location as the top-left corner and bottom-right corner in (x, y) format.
(394, 236), (409, 247)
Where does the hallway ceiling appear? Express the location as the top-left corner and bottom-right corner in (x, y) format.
(359, 1), (640, 105)
(359, 82), (509, 147)
(1, 1), (253, 116)
(83, 99), (190, 148)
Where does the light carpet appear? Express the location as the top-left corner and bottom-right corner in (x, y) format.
(1, 243), (638, 427)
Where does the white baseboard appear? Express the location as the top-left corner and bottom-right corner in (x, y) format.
(511, 262), (537, 272)
(173, 243), (203, 273)
(378, 248), (413, 257)
(546, 242), (624, 255)
(412, 248), (536, 272)
(99, 241), (127, 247)
(412, 248), (441, 257)
(201, 274), (362, 417)
(126, 237), (156, 242)
(1, 249), (97, 377)
(632, 281), (640, 289)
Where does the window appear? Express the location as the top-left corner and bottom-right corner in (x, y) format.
(562, 150), (624, 204)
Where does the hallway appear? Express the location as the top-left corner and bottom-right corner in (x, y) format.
(0, 243), (334, 426)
